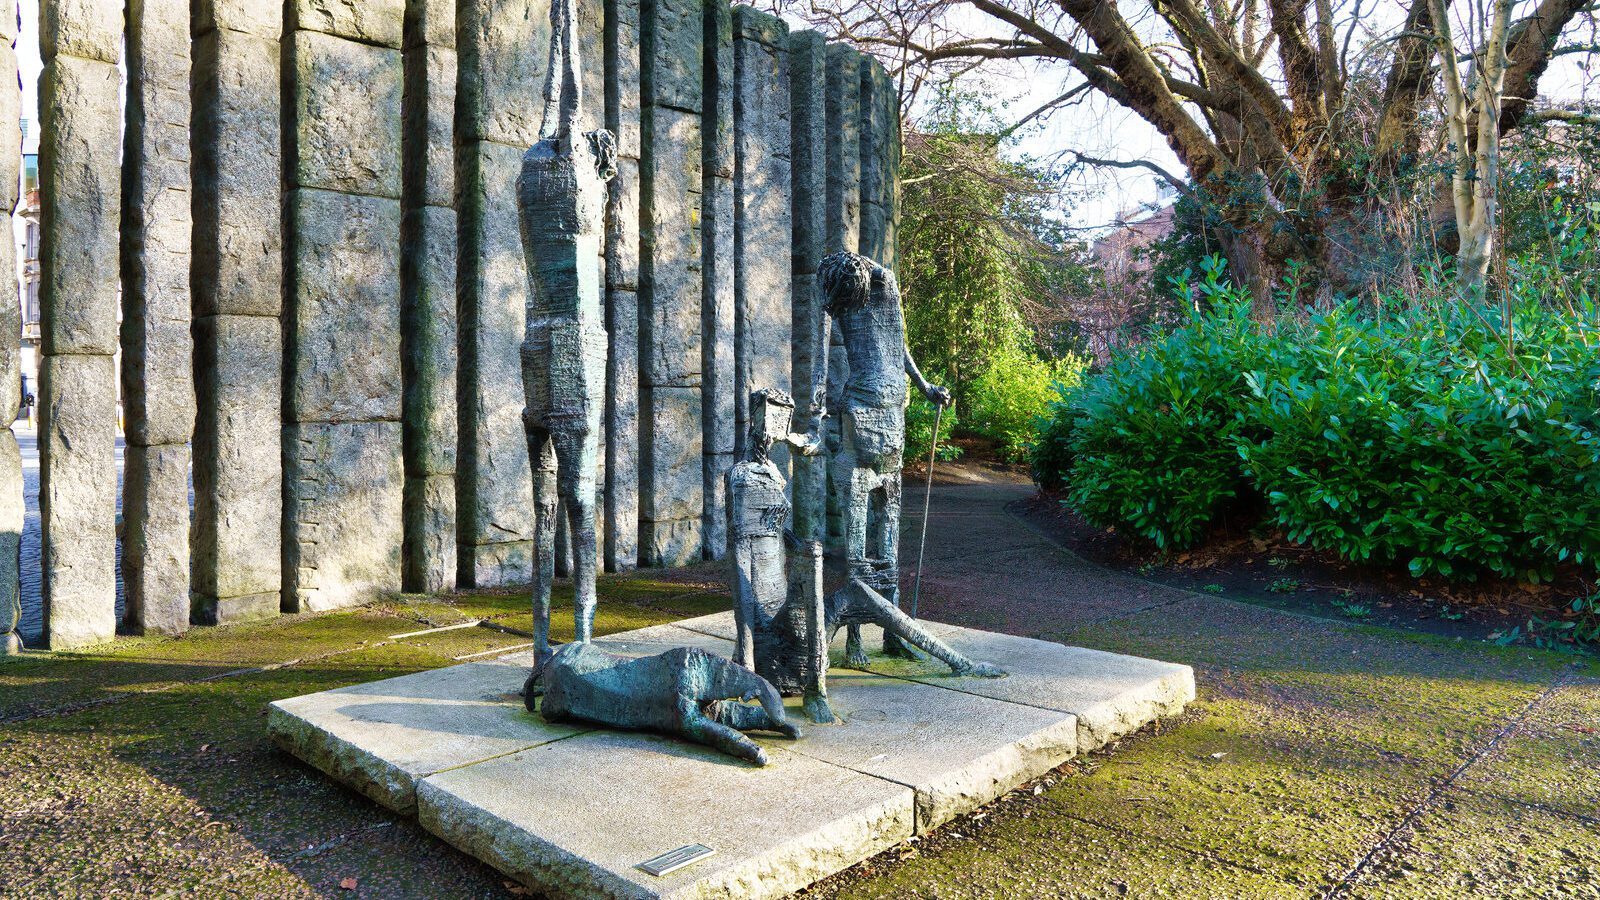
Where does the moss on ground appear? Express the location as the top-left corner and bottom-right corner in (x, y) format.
(3, 560), (1597, 899)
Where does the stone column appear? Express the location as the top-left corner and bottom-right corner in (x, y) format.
(787, 29), (826, 547)
(604, 0), (642, 571)
(192, 0), (284, 626)
(821, 41), (861, 552)
(283, 1), (406, 612)
(121, 0), (194, 636)
(859, 56), (897, 270)
(638, 0), (704, 566)
(701, 0), (734, 560)
(455, 0), (547, 587)
(0, 0), (21, 656)
(732, 8), (791, 460)
(38, 0), (120, 649)
(402, 0), (458, 594)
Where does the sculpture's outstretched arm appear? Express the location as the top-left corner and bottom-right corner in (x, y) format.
(832, 579), (1006, 678)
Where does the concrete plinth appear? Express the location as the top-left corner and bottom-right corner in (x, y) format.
(270, 618), (1192, 899)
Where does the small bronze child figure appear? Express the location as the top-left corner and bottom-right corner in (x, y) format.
(729, 390), (1004, 727)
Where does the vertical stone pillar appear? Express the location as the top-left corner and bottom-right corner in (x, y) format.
(604, 0), (642, 571)
(638, 0), (704, 566)
(821, 41), (861, 551)
(0, 0), (21, 655)
(122, 0), (194, 636)
(787, 29), (826, 547)
(38, 0), (120, 649)
(192, 0), (284, 625)
(859, 56), (896, 270)
(701, 0), (734, 560)
(455, 0), (547, 587)
(402, 0), (458, 593)
(732, 8), (791, 460)
(283, 1), (406, 612)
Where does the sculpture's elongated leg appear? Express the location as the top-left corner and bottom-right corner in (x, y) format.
(732, 539), (757, 670)
(708, 699), (800, 737)
(835, 579), (1007, 678)
(529, 428), (559, 661)
(876, 472), (914, 658)
(556, 429), (599, 644)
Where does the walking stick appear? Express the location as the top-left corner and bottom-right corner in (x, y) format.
(910, 402), (942, 620)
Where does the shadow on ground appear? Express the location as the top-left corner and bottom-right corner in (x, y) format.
(2, 476), (1598, 898)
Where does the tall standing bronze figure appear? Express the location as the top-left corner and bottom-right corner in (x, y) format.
(518, 0), (617, 662)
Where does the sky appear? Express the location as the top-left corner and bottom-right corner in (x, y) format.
(9, 0), (1595, 239)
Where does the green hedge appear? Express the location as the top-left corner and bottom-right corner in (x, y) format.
(1032, 298), (1600, 581)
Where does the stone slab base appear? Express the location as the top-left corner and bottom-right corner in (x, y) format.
(269, 617), (1193, 899)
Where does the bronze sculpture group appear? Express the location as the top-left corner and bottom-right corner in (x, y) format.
(516, 0), (1002, 764)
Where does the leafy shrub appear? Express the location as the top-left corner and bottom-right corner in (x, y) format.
(965, 346), (1088, 462)
(1032, 247), (1600, 581)
(1046, 285), (1266, 549)
(905, 378), (962, 466)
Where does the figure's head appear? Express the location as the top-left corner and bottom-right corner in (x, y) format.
(819, 251), (875, 318)
(748, 387), (795, 458)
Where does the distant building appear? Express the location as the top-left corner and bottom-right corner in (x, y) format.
(1091, 204), (1176, 281)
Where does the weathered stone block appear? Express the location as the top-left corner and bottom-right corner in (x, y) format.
(455, 141), (534, 558)
(287, 189), (403, 423)
(604, 285), (639, 572)
(578, 0), (608, 139)
(123, 443), (191, 636)
(121, 0), (194, 447)
(39, 55), (120, 356)
(287, 31), (403, 199)
(641, 0), (701, 113)
(195, 591), (281, 626)
(605, 156), (641, 291)
(0, 44), (20, 213)
(640, 515), (703, 569)
(0, 232), (17, 425)
(734, 25), (792, 432)
(605, 0), (642, 158)
(285, 421), (405, 612)
(824, 43), (861, 256)
(639, 385), (702, 523)
(290, 0), (404, 47)
(193, 27), (282, 317)
(403, 472), (456, 594)
(40, 0), (121, 64)
(192, 314), (282, 607)
(733, 4), (785, 46)
(0, 0), (17, 44)
(0, 432), (22, 651)
(704, 0), (733, 179)
(459, 540), (533, 589)
(703, 450), (732, 561)
(404, 0), (456, 48)
(702, 169), (734, 455)
(859, 56), (896, 264)
(402, 205), (458, 476)
(788, 30), (826, 276)
(403, 43), (456, 209)
(457, 0), (549, 146)
(193, 0), (282, 39)
(39, 353), (116, 650)
(640, 105), (702, 388)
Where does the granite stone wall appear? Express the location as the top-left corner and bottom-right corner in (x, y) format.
(18, 0), (898, 652)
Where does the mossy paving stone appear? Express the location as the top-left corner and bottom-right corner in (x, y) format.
(0, 610), (416, 720)
(0, 644), (507, 898)
(1455, 678), (1600, 821)
(802, 772), (1302, 899)
(1346, 788), (1600, 899)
